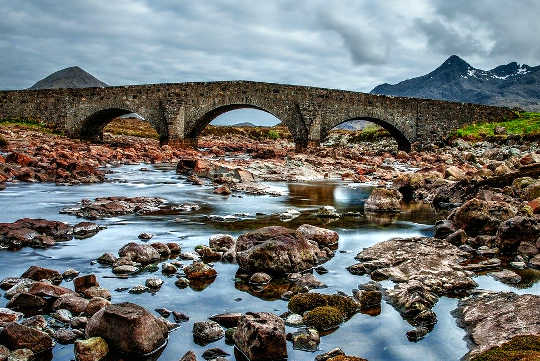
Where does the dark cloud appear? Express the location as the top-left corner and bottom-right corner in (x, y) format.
(0, 1), (537, 91)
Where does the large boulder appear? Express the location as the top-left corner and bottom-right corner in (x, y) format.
(235, 226), (326, 275)
(21, 266), (61, 283)
(85, 302), (168, 355)
(234, 312), (287, 361)
(364, 188), (402, 213)
(0, 322), (53, 353)
(495, 216), (540, 255)
(118, 242), (160, 265)
(192, 321), (224, 346)
(450, 198), (516, 237)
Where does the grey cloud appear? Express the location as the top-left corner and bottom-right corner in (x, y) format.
(0, 1), (538, 92)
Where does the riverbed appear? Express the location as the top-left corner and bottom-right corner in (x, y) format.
(0, 163), (537, 361)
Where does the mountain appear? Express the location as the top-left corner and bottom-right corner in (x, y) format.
(371, 55), (540, 111)
(334, 119), (369, 130)
(231, 122), (257, 127)
(29, 66), (108, 89)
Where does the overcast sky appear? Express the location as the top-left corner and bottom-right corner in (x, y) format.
(2, 0), (539, 94)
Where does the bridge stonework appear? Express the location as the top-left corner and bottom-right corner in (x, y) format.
(0, 81), (515, 151)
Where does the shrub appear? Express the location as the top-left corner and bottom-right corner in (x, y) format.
(267, 129), (280, 139)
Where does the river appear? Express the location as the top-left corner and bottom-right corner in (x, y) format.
(0, 163), (537, 361)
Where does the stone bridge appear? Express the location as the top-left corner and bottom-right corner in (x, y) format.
(0, 81), (515, 151)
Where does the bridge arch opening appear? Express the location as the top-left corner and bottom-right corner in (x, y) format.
(323, 117), (411, 152)
(80, 108), (162, 143)
(188, 104), (292, 144)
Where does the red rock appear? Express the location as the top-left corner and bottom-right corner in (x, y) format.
(529, 197), (540, 214)
(5, 152), (35, 167)
(234, 312), (287, 361)
(0, 322), (53, 353)
(85, 302), (168, 355)
(21, 265), (61, 282)
(296, 224), (339, 248)
(118, 242), (160, 264)
(85, 297), (111, 316)
(52, 294), (90, 314)
(27, 281), (75, 298)
(74, 274), (99, 293)
(213, 185), (231, 195)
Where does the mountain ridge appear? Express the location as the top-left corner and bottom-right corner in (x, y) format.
(371, 55), (540, 111)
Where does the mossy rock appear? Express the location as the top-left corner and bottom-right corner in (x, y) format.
(288, 293), (359, 319)
(303, 306), (344, 331)
(288, 293), (328, 315)
(326, 294), (359, 318)
(328, 356), (368, 361)
(471, 335), (540, 361)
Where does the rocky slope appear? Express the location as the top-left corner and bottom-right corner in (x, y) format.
(371, 55), (540, 111)
(29, 66), (108, 90)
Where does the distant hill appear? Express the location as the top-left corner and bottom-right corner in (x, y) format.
(231, 122), (257, 127)
(29, 66), (108, 89)
(334, 119), (369, 130)
(371, 55), (540, 111)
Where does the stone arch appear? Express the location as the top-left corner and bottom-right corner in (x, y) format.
(78, 106), (167, 143)
(184, 102), (306, 147)
(323, 116), (412, 152)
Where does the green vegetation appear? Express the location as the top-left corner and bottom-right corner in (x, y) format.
(267, 129), (280, 139)
(0, 117), (59, 134)
(470, 335), (540, 361)
(456, 112), (540, 139)
(288, 292), (359, 320)
(303, 306), (344, 331)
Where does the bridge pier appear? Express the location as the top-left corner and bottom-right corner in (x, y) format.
(165, 137), (198, 149)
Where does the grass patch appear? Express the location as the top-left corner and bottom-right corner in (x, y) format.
(470, 334), (540, 361)
(456, 112), (540, 139)
(0, 117), (59, 134)
(104, 117), (159, 139)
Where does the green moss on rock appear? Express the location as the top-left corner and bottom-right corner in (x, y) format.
(470, 335), (540, 361)
(326, 294), (360, 318)
(303, 306), (344, 331)
(288, 293), (328, 315)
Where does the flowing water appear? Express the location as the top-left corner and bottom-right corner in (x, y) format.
(0, 164), (538, 361)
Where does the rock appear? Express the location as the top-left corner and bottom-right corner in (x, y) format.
(285, 313), (303, 327)
(0, 278), (24, 291)
(195, 246), (222, 263)
(6, 348), (33, 361)
(288, 328), (319, 351)
(490, 270), (521, 284)
(85, 302), (168, 355)
(0, 322), (53, 353)
(202, 347), (229, 360)
(74, 337), (109, 361)
(155, 308), (171, 318)
(234, 312), (287, 361)
(73, 222), (102, 239)
(0, 309), (22, 327)
(450, 198), (517, 237)
(118, 242), (160, 265)
(145, 278), (163, 289)
(71, 316), (88, 329)
(303, 306), (344, 331)
(235, 226), (326, 275)
(209, 313), (243, 328)
(53, 309), (73, 323)
(53, 294), (90, 314)
(175, 277), (190, 289)
(138, 232), (153, 240)
(296, 224), (339, 248)
(161, 263), (177, 274)
(249, 272), (271, 285)
(151, 242), (171, 257)
(0, 218), (75, 249)
(510, 261), (527, 269)
(353, 237), (477, 333)
(530, 254), (540, 269)
(364, 188), (402, 213)
(113, 265), (138, 275)
(406, 326), (429, 342)
(520, 152), (540, 165)
(128, 285), (148, 294)
(213, 185), (231, 195)
(445, 166), (466, 180)
(55, 328), (78, 344)
(74, 274), (99, 293)
(166, 242), (181, 254)
(192, 321), (224, 346)
(172, 311), (189, 323)
(316, 206), (340, 218)
(97, 253), (117, 265)
(21, 265), (61, 283)
(495, 216), (540, 254)
(455, 291), (540, 358)
(209, 234), (235, 252)
(4, 279), (34, 299)
(84, 297), (111, 317)
(6, 293), (46, 316)
(315, 348), (345, 361)
(27, 281), (74, 298)
(0, 345), (7, 361)
(183, 262), (217, 280)
(354, 290), (382, 311)
(62, 268), (80, 280)
(179, 351), (197, 361)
